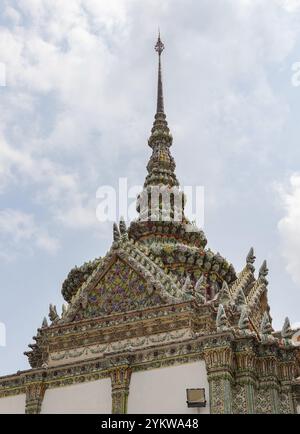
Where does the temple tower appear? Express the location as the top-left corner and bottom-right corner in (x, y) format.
(0, 35), (299, 415)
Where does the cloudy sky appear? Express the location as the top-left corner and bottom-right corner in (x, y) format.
(0, 0), (300, 375)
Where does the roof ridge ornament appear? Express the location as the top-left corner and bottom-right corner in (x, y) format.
(113, 222), (120, 243)
(218, 281), (231, 306)
(238, 306), (250, 331)
(258, 260), (269, 285)
(49, 304), (59, 324)
(246, 247), (256, 272)
(281, 316), (293, 339)
(216, 304), (230, 332)
(260, 311), (273, 337)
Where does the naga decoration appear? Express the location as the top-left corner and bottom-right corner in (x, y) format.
(61, 304), (67, 317)
(48, 304), (59, 324)
(246, 247), (256, 272)
(119, 217), (127, 235)
(281, 317), (293, 339)
(113, 223), (120, 242)
(258, 260), (269, 285)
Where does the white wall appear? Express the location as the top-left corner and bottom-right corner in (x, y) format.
(128, 361), (210, 414)
(0, 362), (209, 414)
(41, 378), (111, 414)
(0, 394), (26, 414)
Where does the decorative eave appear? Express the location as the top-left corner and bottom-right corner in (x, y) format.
(3, 327), (300, 401)
(25, 300), (217, 369)
(129, 220), (207, 248)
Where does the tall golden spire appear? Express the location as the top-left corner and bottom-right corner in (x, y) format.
(144, 33), (179, 188)
(155, 31), (165, 114)
(131, 34), (207, 249)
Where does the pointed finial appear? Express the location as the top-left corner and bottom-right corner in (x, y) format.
(155, 32), (165, 115)
(155, 30), (165, 56)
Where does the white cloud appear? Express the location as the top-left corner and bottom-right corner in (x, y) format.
(277, 0), (300, 12)
(277, 174), (300, 285)
(35, 231), (60, 254)
(0, 133), (97, 230)
(0, 0), (135, 236)
(0, 209), (34, 242)
(55, 204), (97, 229)
(0, 208), (60, 257)
(0, 0), (300, 252)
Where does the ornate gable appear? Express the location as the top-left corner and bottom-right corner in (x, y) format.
(74, 258), (165, 320)
(55, 239), (183, 326)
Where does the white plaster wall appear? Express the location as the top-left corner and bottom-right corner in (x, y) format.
(0, 394), (26, 414)
(41, 378), (111, 414)
(128, 361), (210, 414)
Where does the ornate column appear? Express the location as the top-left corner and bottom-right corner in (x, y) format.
(25, 382), (47, 414)
(233, 337), (257, 414)
(256, 346), (280, 414)
(278, 349), (297, 414)
(292, 381), (300, 414)
(204, 335), (234, 414)
(110, 365), (132, 414)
